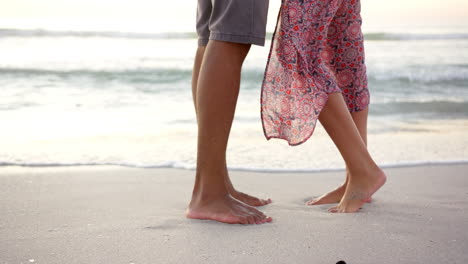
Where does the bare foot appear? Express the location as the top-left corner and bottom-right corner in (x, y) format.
(230, 190), (272, 207)
(224, 168), (272, 207)
(186, 194), (273, 224)
(328, 169), (386, 213)
(306, 182), (371, 206)
(306, 184), (346, 205)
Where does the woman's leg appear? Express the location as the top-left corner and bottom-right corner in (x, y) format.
(306, 0), (371, 206)
(317, 93), (385, 213)
(306, 108), (369, 205)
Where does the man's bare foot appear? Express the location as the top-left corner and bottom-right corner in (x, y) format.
(230, 190), (272, 207)
(328, 169), (386, 213)
(224, 168), (272, 207)
(186, 194), (273, 224)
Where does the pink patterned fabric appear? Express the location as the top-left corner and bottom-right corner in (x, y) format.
(261, 0), (369, 146)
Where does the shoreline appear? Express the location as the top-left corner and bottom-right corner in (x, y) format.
(1, 159), (468, 174)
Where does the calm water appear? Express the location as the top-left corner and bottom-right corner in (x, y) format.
(1, 26), (467, 171)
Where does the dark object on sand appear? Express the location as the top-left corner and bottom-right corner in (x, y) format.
(336, 261), (347, 264)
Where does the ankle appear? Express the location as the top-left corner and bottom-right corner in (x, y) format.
(348, 163), (381, 180)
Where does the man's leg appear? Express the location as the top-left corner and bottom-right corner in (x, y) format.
(186, 40), (272, 224)
(306, 109), (369, 205)
(317, 93), (385, 213)
(191, 45), (272, 207)
(191, 46), (205, 114)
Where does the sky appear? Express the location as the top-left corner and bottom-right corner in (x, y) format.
(0, 0), (467, 32)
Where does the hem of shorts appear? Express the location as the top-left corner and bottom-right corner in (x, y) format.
(209, 32), (265, 46)
(198, 38), (209, 46)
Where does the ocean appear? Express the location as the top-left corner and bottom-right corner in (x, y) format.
(1, 26), (467, 171)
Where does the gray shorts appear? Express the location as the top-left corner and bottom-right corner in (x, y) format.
(196, 0), (269, 47)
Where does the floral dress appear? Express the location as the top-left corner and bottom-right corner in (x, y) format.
(261, 0), (369, 146)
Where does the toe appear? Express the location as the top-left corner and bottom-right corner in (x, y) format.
(252, 197), (270, 207)
(246, 215), (256, 225)
(239, 216), (249, 225)
(256, 215), (267, 224)
(257, 210), (267, 219)
(254, 198), (265, 206)
(260, 213), (270, 223)
(251, 212), (263, 224)
(328, 206), (339, 213)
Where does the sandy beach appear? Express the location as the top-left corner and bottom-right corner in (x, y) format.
(1, 164), (467, 264)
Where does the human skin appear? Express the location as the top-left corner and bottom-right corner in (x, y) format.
(191, 45), (273, 208)
(186, 40), (272, 224)
(306, 109), (372, 205)
(314, 93), (386, 213)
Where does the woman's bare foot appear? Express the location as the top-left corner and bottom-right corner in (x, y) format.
(306, 184), (347, 205)
(186, 194), (272, 224)
(306, 177), (372, 206)
(328, 168), (386, 213)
